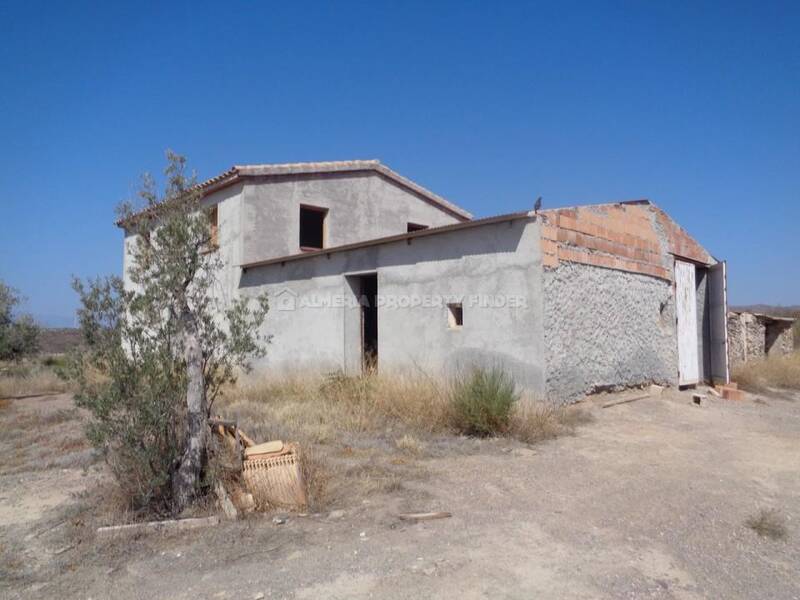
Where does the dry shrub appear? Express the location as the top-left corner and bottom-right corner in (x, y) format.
(508, 399), (594, 444)
(395, 434), (425, 455)
(746, 508), (788, 540)
(300, 445), (335, 510)
(89, 479), (143, 527)
(733, 351), (800, 392)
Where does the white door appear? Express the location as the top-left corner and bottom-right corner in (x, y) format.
(675, 260), (699, 386)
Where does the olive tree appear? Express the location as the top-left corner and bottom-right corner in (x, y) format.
(70, 152), (270, 514)
(0, 281), (40, 361)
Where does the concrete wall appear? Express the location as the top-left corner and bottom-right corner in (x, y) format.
(239, 218), (545, 392)
(241, 172), (463, 265)
(538, 200), (720, 400)
(543, 262), (678, 402)
(765, 321), (794, 356)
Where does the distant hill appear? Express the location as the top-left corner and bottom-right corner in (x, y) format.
(731, 305), (800, 318)
(38, 328), (83, 354)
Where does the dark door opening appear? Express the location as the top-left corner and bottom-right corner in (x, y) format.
(359, 274), (378, 371)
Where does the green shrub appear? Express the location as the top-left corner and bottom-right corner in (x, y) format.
(0, 282), (40, 361)
(450, 367), (519, 436)
(42, 354), (67, 369)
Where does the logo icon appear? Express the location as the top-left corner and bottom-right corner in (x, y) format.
(275, 288), (298, 311)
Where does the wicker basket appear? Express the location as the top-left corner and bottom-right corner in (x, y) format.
(242, 444), (307, 510)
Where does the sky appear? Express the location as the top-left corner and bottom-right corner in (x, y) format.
(1, 1), (798, 325)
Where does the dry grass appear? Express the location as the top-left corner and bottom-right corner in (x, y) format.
(746, 508), (788, 540)
(219, 370), (452, 444)
(216, 370), (593, 510)
(733, 351), (800, 393)
(0, 361), (71, 398)
(395, 434), (426, 455)
(508, 400), (595, 444)
(217, 371), (443, 509)
(0, 401), (93, 476)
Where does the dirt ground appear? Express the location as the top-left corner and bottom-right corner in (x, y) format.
(2, 386), (798, 599)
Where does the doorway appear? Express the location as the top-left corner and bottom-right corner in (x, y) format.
(357, 274), (378, 371)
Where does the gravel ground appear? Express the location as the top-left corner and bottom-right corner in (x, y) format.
(3, 387), (799, 599)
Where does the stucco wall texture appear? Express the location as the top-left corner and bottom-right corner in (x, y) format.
(543, 262), (678, 402)
(241, 172), (462, 265)
(537, 201), (720, 401)
(239, 218), (545, 392)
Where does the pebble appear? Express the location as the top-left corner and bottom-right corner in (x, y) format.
(512, 447), (537, 458)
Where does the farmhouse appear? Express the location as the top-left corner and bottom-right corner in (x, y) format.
(120, 160), (730, 402)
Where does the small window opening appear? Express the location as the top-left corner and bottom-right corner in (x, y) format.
(300, 205), (327, 250)
(407, 222), (428, 232)
(447, 303), (463, 328)
(209, 205), (219, 249)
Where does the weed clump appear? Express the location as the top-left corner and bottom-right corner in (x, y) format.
(450, 367), (519, 436)
(746, 508), (788, 540)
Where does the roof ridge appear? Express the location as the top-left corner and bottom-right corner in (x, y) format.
(232, 159), (380, 171)
(118, 159), (473, 226)
(539, 199), (652, 213)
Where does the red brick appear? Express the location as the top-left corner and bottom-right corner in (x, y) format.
(541, 239), (558, 256)
(542, 253), (558, 268)
(717, 385), (744, 401)
(541, 224), (558, 240)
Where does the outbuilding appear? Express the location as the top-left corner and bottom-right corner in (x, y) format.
(728, 310), (795, 367)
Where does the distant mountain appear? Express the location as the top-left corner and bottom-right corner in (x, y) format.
(38, 328), (83, 354)
(731, 305), (800, 318)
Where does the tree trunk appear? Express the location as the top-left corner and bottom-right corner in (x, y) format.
(172, 311), (207, 514)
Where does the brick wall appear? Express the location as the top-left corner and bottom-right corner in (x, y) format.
(540, 201), (713, 280)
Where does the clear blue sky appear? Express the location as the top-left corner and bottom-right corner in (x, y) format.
(1, 1), (798, 325)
